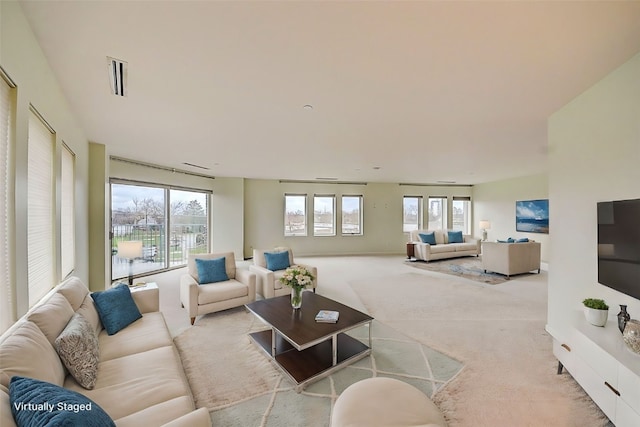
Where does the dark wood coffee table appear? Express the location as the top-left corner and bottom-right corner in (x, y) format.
(245, 292), (374, 391)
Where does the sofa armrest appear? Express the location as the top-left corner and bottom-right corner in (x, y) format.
(464, 236), (481, 253)
(160, 408), (211, 427)
(235, 268), (256, 301)
(180, 274), (199, 318)
(249, 265), (275, 299)
(413, 242), (433, 260)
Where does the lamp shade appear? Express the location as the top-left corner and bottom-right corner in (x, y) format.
(479, 220), (491, 230)
(118, 240), (143, 259)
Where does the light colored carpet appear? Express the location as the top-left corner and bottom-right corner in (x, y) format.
(162, 255), (609, 426)
(406, 256), (513, 285)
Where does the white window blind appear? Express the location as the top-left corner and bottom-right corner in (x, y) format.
(61, 143), (75, 278)
(28, 108), (55, 306)
(1, 75), (14, 332)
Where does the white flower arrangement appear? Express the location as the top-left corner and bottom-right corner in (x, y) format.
(279, 265), (315, 290)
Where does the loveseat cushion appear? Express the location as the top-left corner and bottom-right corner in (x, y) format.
(98, 312), (173, 362)
(195, 257), (229, 284)
(0, 321), (66, 388)
(26, 293), (74, 345)
(64, 346), (192, 421)
(92, 284), (142, 335)
(9, 376), (115, 427)
(54, 313), (99, 389)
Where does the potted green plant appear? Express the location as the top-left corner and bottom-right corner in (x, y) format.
(582, 298), (609, 327)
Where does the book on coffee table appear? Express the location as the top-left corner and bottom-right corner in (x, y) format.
(315, 310), (339, 323)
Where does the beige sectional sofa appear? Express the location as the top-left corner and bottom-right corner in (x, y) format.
(0, 277), (210, 427)
(409, 229), (481, 262)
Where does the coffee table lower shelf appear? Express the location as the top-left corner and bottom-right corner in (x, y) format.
(249, 329), (370, 391)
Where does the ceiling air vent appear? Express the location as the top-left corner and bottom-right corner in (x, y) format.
(107, 57), (128, 96)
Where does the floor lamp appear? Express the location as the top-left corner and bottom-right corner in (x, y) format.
(479, 220), (491, 242)
(118, 240), (143, 286)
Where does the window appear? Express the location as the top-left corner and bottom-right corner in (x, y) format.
(427, 196), (447, 230)
(111, 182), (210, 281)
(1, 73), (14, 333)
(342, 195), (363, 235)
(284, 194), (307, 236)
(452, 196), (471, 235)
(27, 108), (56, 306)
(60, 143), (75, 278)
(314, 195), (335, 236)
(403, 196), (422, 232)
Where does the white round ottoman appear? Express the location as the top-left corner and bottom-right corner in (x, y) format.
(331, 377), (447, 427)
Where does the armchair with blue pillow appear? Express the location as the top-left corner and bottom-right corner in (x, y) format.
(250, 247), (318, 299)
(180, 252), (256, 325)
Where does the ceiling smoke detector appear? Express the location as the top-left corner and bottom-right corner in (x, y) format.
(107, 56), (128, 96)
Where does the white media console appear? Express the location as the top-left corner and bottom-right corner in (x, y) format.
(547, 311), (640, 427)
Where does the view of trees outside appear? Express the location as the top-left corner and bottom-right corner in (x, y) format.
(314, 196), (335, 236)
(403, 196), (421, 232)
(111, 183), (208, 280)
(427, 197), (447, 230)
(452, 199), (471, 234)
(342, 196), (362, 235)
(284, 194), (307, 236)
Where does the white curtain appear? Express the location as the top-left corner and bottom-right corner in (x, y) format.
(0, 75), (14, 332)
(61, 143), (75, 278)
(27, 108), (56, 306)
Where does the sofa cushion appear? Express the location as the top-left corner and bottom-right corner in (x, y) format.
(418, 232), (436, 245)
(9, 376), (115, 427)
(264, 251), (290, 271)
(113, 396), (198, 427)
(57, 276), (90, 311)
(76, 295), (102, 335)
(0, 321), (66, 388)
(98, 312), (173, 362)
(428, 244), (453, 254)
(448, 230), (464, 243)
(92, 285), (142, 336)
(26, 293), (75, 345)
(195, 257), (229, 284)
(54, 313), (99, 390)
(452, 242), (478, 252)
(1, 385), (15, 427)
(197, 280), (248, 305)
(64, 346), (191, 421)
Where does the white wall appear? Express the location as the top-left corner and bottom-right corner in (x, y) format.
(243, 179), (473, 258)
(1, 2), (90, 315)
(548, 52), (640, 336)
(473, 174), (550, 262)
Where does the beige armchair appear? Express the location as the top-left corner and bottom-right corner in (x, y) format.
(249, 247), (317, 299)
(481, 241), (541, 279)
(180, 252), (256, 325)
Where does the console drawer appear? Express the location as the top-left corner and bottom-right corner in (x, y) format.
(572, 329), (618, 383)
(618, 363), (640, 414)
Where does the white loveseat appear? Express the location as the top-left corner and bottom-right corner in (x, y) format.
(0, 277), (210, 427)
(409, 229), (481, 262)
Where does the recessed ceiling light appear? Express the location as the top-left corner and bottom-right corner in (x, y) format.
(303, 104), (313, 110)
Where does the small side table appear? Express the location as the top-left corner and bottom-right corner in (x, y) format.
(129, 282), (159, 313)
(406, 243), (416, 261)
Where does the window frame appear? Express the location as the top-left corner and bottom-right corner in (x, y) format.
(284, 193), (308, 237)
(341, 195), (363, 236)
(313, 194), (336, 237)
(452, 196), (471, 235)
(403, 196), (423, 232)
(427, 196), (448, 230)
(110, 179), (211, 281)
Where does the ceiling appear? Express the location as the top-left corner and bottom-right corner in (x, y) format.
(17, 1), (640, 185)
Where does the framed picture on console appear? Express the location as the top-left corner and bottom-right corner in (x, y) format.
(516, 199), (549, 234)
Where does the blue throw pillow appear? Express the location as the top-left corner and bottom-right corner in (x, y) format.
(448, 230), (464, 243)
(264, 251), (290, 271)
(9, 376), (115, 427)
(195, 257), (229, 284)
(516, 238), (529, 243)
(497, 238), (516, 243)
(418, 232), (436, 245)
(91, 284), (142, 335)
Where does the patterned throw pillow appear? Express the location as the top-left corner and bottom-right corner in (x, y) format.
(9, 376), (115, 427)
(54, 313), (99, 390)
(264, 251), (290, 271)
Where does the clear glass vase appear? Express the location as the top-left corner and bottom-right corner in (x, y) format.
(291, 287), (303, 309)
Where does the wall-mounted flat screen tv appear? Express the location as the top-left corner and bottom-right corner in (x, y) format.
(597, 198), (640, 300)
